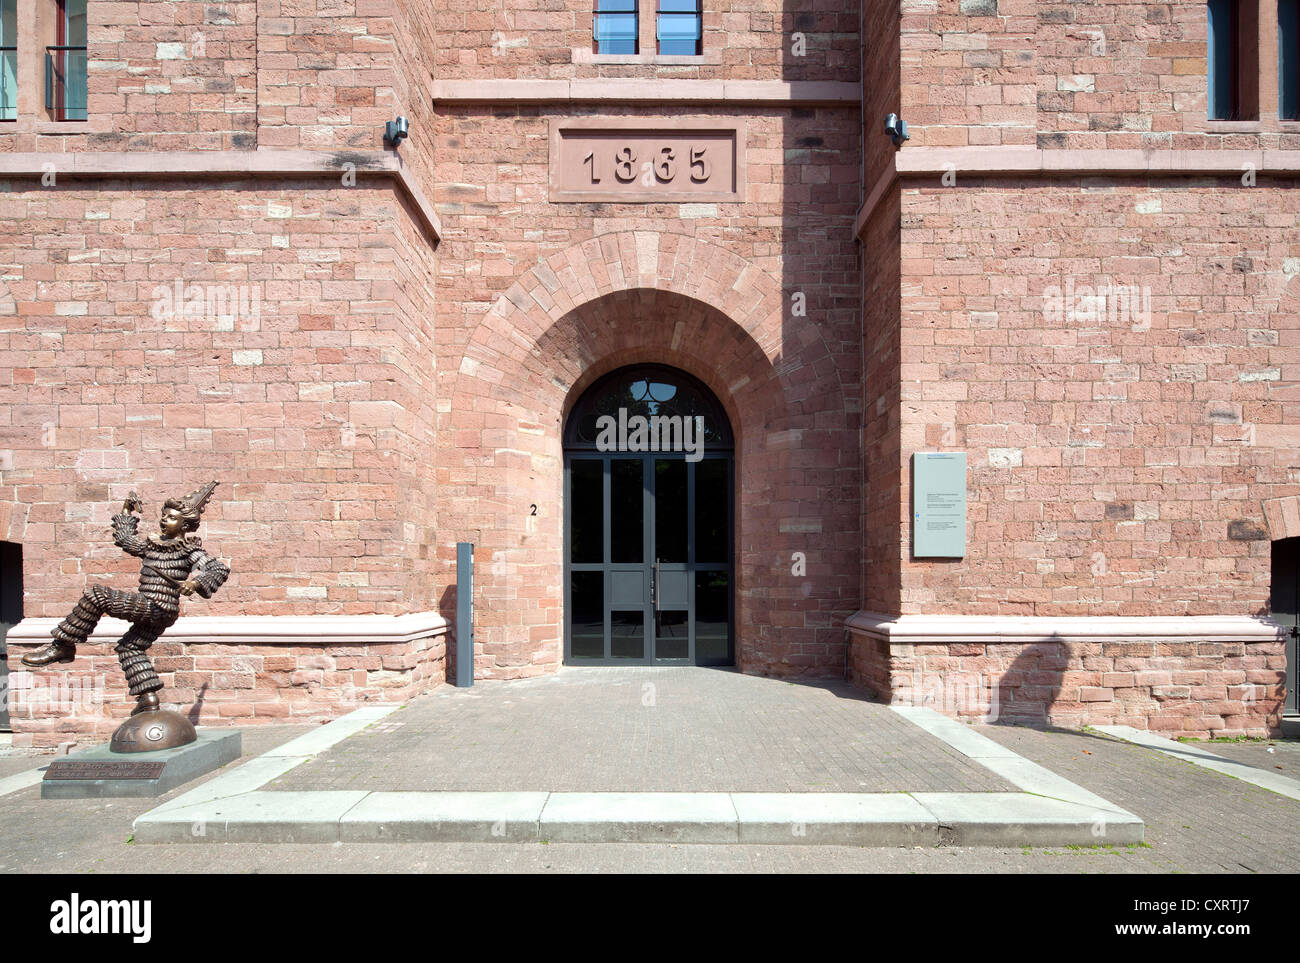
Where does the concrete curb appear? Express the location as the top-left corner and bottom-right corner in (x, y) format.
(134, 789), (1144, 846)
(131, 704), (1146, 847)
(1096, 725), (1300, 803)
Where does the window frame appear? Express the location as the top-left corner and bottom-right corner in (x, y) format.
(593, 0), (639, 56)
(656, 0), (703, 57)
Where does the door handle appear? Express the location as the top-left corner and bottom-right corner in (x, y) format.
(653, 558), (660, 610)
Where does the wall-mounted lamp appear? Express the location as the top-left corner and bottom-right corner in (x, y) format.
(884, 113), (909, 146)
(385, 116), (410, 148)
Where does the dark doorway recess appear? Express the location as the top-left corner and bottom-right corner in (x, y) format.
(0, 541), (22, 731)
(1271, 537), (1299, 715)
(564, 364), (734, 665)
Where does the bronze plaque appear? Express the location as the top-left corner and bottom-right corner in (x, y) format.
(45, 760), (166, 781)
(550, 118), (744, 203)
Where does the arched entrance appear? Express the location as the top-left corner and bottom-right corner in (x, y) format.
(564, 364), (735, 666)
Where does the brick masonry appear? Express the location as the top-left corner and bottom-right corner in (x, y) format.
(0, 0), (1296, 742)
(850, 629), (1286, 739)
(4, 633), (445, 749)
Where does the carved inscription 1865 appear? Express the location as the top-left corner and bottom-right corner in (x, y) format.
(550, 119), (743, 203)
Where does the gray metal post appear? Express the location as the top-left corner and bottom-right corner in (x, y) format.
(455, 541), (474, 687)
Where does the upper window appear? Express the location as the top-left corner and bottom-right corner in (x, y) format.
(1208, 0), (1259, 120)
(594, 0), (638, 55)
(47, 0), (87, 121)
(0, 0), (15, 121)
(1282, 0), (1299, 119)
(592, 0), (704, 57)
(657, 0), (702, 56)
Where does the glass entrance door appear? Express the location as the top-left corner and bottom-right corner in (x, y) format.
(564, 365), (734, 666)
(565, 453), (733, 664)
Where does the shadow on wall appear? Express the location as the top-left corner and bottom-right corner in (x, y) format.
(186, 681), (210, 726)
(994, 640), (1067, 727)
(439, 584), (457, 684)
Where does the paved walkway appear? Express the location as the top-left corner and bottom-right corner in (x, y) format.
(0, 667), (1296, 870)
(270, 668), (1012, 794)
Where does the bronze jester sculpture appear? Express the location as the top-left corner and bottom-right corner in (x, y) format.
(22, 481), (230, 722)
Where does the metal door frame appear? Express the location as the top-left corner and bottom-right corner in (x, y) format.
(563, 450), (734, 666)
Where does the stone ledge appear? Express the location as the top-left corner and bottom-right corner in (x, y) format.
(854, 146), (1300, 237)
(846, 610), (1285, 645)
(7, 610), (449, 647)
(0, 150), (441, 245)
(432, 78), (860, 107)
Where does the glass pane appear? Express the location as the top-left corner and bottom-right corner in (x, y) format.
(596, 0), (636, 10)
(0, 0), (14, 118)
(695, 459), (727, 563)
(1282, 0), (1300, 119)
(695, 571), (729, 662)
(654, 459), (687, 563)
(567, 365), (731, 449)
(611, 459), (643, 563)
(611, 610), (644, 659)
(66, 0), (87, 45)
(1208, 0), (1236, 119)
(571, 572), (604, 659)
(595, 12), (637, 53)
(570, 459), (604, 563)
(659, 12), (701, 55)
(660, 0), (699, 10)
(0, 48), (15, 121)
(655, 610), (688, 660)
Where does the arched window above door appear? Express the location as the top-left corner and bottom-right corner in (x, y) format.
(565, 364), (733, 450)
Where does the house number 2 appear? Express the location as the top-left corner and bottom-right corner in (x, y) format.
(583, 146), (712, 185)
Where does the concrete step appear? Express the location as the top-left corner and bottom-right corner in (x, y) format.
(132, 788), (1144, 846)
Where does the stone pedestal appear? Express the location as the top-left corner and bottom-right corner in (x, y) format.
(41, 731), (242, 799)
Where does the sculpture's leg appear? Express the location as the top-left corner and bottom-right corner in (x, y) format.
(116, 623), (165, 715)
(22, 584), (120, 666)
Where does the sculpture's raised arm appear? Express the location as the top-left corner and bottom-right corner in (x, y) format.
(110, 491), (150, 558)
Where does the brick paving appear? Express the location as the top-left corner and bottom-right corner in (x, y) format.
(269, 668), (1013, 794)
(0, 706), (1297, 871)
(1188, 739), (1300, 782)
(975, 724), (1300, 873)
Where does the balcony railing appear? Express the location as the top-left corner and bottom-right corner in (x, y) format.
(45, 45), (86, 121)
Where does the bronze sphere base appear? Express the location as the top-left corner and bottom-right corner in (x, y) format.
(110, 709), (197, 753)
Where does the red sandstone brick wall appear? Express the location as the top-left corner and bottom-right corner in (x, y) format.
(863, 0), (901, 187)
(881, 637), (1286, 739)
(895, 180), (1300, 617)
(861, 191), (903, 616)
(433, 0), (856, 82)
(433, 104), (862, 678)
(0, 0), (436, 167)
(6, 632), (446, 747)
(901, 0), (1300, 151)
(0, 178), (437, 619)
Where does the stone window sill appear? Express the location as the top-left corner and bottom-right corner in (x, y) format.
(572, 48), (722, 66)
(32, 120), (89, 134)
(1202, 119), (1263, 132)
